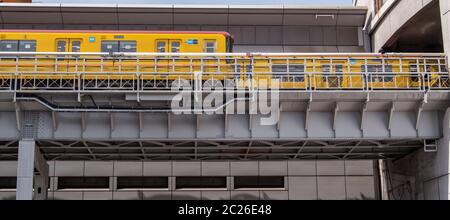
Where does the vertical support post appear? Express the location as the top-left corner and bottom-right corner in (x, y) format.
(16, 139), (49, 200)
(16, 139), (35, 200)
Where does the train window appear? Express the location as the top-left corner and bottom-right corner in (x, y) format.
(72, 41), (81, 53)
(205, 40), (216, 53)
(289, 65), (305, 73)
(322, 65), (343, 82)
(120, 41), (136, 53)
(289, 65), (305, 82)
(272, 64), (287, 73)
(101, 41), (119, 53)
(0, 40), (19, 52)
(409, 65), (420, 82)
(272, 64), (304, 82)
(362, 65), (394, 83)
(19, 40), (36, 52)
(57, 40), (66, 52)
(322, 65), (343, 73)
(171, 41), (180, 53)
(157, 41), (166, 53)
(384, 65), (394, 82)
(0, 40), (36, 52)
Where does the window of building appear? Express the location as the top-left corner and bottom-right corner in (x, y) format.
(0, 40), (36, 52)
(176, 177), (227, 190)
(234, 176), (285, 189)
(204, 40), (216, 53)
(117, 177), (168, 190)
(57, 177), (110, 190)
(0, 177), (16, 190)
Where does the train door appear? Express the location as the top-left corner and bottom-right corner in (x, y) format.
(55, 39), (82, 73)
(155, 39), (182, 86)
(155, 39), (181, 53)
(56, 39), (82, 53)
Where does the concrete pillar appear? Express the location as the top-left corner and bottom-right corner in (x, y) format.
(16, 140), (35, 200)
(34, 175), (49, 200)
(384, 108), (450, 200)
(434, 109), (450, 200)
(16, 139), (49, 200)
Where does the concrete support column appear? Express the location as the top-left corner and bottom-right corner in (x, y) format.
(384, 108), (450, 200)
(432, 108), (450, 200)
(16, 139), (49, 200)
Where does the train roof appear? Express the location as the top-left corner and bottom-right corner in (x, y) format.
(0, 29), (232, 38)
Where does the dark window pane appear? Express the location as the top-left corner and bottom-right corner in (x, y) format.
(289, 64), (305, 73)
(0, 177), (16, 189)
(171, 41), (180, 53)
(57, 177), (109, 189)
(176, 177), (226, 189)
(57, 40), (66, 53)
(272, 65), (287, 72)
(19, 40), (36, 52)
(205, 41), (216, 53)
(72, 41), (81, 53)
(0, 40), (19, 52)
(234, 176), (284, 189)
(120, 41), (136, 52)
(101, 41), (119, 53)
(117, 177), (168, 189)
(157, 41), (166, 52)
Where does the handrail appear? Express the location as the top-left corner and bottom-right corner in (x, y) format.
(0, 52), (446, 57)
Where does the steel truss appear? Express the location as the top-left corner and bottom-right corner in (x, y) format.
(0, 139), (429, 161)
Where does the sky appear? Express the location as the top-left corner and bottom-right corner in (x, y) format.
(36, 0), (352, 5)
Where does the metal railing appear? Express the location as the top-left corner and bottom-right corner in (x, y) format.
(0, 52), (448, 92)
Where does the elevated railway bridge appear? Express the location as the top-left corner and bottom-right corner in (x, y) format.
(0, 52), (448, 162)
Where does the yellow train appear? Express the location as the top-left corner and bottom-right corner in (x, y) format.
(0, 29), (448, 90)
(0, 29), (232, 53)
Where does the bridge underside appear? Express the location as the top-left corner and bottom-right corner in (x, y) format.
(0, 139), (426, 161)
(0, 90), (446, 161)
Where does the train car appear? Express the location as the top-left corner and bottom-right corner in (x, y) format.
(0, 29), (233, 53)
(0, 29), (234, 84)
